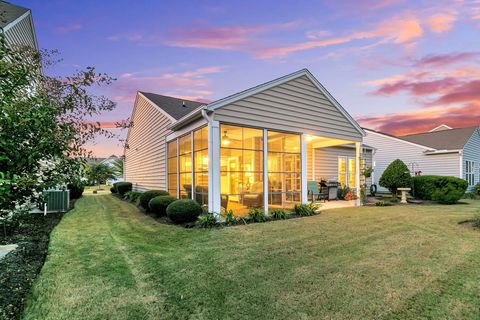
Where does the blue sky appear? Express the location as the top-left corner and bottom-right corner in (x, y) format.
(15, 0), (480, 156)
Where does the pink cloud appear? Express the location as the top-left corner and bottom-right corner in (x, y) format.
(412, 52), (479, 68)
(55, 23), (82, 34)
(358, 103), (480, 136)
(427, 13), (456, 33)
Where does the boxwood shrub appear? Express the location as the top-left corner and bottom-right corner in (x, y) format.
(139, 190), (169, 210)
(110, 187), (116, 194)
(114, 182), (132, 196)
(149, 195), (176, 217)
(67, 182), (84, 200)
(413, 175), (468, 204)
(166, 199), (203, 224)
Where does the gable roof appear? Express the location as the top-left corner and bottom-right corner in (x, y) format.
(205, 68), (365, 136)
(0, 1), (28, 29)
(139, 92), (204, 120)
(398, 126), (478, 150)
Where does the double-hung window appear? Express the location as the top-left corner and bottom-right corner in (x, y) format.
(465, 161), (475, 186)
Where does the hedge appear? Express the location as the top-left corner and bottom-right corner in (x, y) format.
(139, 190), (169, 210)
(413, 175), (468, 204)
(379, 159), (412, 194)
(114, 182), (132, 196)
(166, 199), (203, 224)
(149, 195), (176, 217)
(67, 183), (84, 200)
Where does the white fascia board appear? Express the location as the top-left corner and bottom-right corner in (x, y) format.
(365, 129), (435, 151)
(205, 68), (365, 137)
(424, 149), (462, 155)
(124, 92), (140, 156)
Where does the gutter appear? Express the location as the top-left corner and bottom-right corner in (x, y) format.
(423, 149), (462, 155)
(167, 105), (207, 131)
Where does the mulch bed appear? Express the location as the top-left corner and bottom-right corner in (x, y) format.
(0, 210), (66, 320)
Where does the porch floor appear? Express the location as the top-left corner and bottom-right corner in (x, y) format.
(314, 200), (357, 211)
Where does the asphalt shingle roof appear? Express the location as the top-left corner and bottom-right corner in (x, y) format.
(0, 1), (29, 29)
(140, 92), (204, 120)
(398, 127), (478, 150)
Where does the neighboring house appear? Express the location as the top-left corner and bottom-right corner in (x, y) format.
(125, 69), (372, 216)
(364, 125), (480, 192)
(0, 1), (38, 50)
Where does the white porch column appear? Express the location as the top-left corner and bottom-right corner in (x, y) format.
(208, 121), (221, 216)
(301, 134), (308, 204)
(263, 129), (269, 215)
(355, 142), (361, 205)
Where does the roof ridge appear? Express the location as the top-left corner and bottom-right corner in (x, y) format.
(399, 126), (478, 137)
(139, 91), (205, 104)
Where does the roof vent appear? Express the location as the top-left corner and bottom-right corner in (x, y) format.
(182, 101), (186, 107)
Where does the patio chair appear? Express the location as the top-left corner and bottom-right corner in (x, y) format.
(308, 181), (327, 202)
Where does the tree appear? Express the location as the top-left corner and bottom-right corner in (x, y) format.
(85, 163), (114, 188)
(379, 159), (412, 195)
(0, 34), (126, 220)
(112, 158), (124, 179)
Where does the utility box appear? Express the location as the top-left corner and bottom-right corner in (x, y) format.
(42, 190), (70, 213)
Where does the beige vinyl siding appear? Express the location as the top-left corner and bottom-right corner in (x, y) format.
(124, 94), (172, 192)
(314, 146), (372, 188)
(364, 130), (460, 193)
(4, 14), (37, 49)
(214, 76), (362, 142)
(462, 128), (480, 190)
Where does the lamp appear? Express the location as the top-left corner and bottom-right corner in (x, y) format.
(221, 130), (230, 146)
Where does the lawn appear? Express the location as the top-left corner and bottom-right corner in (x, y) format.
(23, 194), (480, 320)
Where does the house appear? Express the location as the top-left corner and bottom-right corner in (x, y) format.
(125, 69), (373, 216)
(0, 1), (38, 50)
(364, 125), (480, 192)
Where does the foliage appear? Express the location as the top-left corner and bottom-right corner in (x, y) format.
(110, 187), (116, 194)
(224, 210), (237, 224)
(464, 192), (478, 200)
(344, 190), (358, 201)
(123, 191), (142, 203)
(270, 208), (288, 220)
(149, 195), (176, 217)
(375, 200), (392, 207)
(112, 158), (124, 179)
(360, 184), (368, 204)
(379, 159), (412, 194)
(248, 208), (268, 222)
(114, 182), (132, 196)
(472, 183), (480, 197)
(413, 176), (468, 204)
(84, 163), (114, 187)
(197, 213), (221, 228)
(292, 203), (319, 216)
(337, 186), (350, 200)
(362, 166), (374, 178)
(67, 181), (84, 200)
(166, 199), (203, 224)
(0, 34), (125, 220)
(138, 190), (169, 210)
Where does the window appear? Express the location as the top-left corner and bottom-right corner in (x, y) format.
(193, 126), (208, 205)
(267, 131), (301, 210)
(178, 134), (192, 199)
(167, 140), (178, 197)
(338, 156), (356, 188)
(466, 160), (475, 186)
(220, 125), (264, 216)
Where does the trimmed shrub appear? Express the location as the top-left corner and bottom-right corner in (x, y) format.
(197, 213), (221, 228)
(149, 195), (176, 217)
(112, 182), (120, 192)
(110, 187), (116, 193)
(114, 182), (132, 196)
(139, 190), (169, 210)
(413, 175), (468, 204)
(473, 183), (480, 197)
(379, 159), (412, 194)
(67, 182), (84, 200)
(166, 199), (203, 224)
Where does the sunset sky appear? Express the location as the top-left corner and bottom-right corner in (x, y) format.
(17, 0), (480, 157)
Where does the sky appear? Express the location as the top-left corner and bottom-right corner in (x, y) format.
(15, 0), (480, 157)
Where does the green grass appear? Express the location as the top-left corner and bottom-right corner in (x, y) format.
(24, 195), (480, 320)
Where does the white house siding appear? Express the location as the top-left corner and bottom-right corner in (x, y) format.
(124, 94), (173, 192)
(364, 130), (460, 192)
(213, 75), (363, 142)
(4, 14), (37, 49)
(462, 128), (480, 190)
(313, 146), (372, 188)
